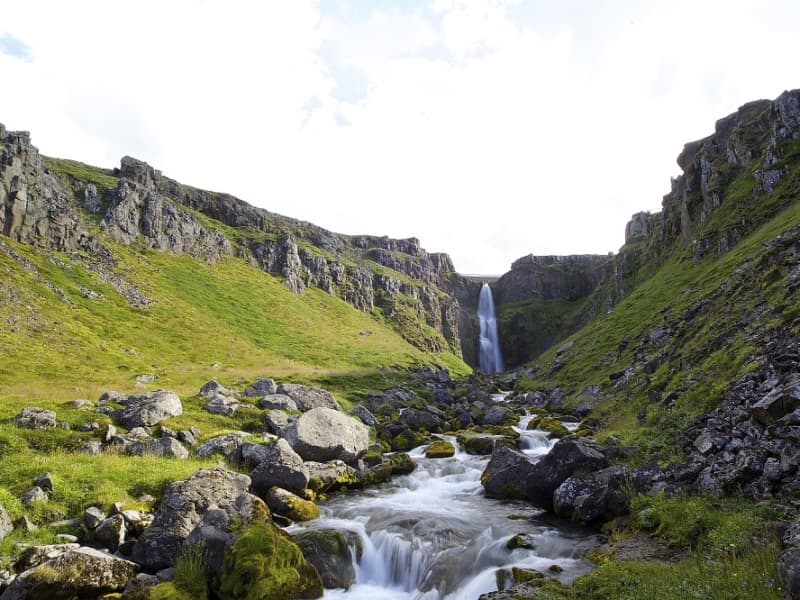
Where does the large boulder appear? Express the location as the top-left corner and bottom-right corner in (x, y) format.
(553, 465), (630, 524)
(525, 436), (609, 511)
(131, 467), (251, 570)
(0, 502), (12, 541)
(118, 390), (182, 428)
(482, 405), (515, 426)
(12, 407), (56, 429)
(481, 444), (537, 499)
(1, 546), (137, 600)
(283, 407), (369, 463)
(293, 529), (362, 589)
(276, 383), (340, 411)
(249, 439), (310, 495)
(751, 375), (800, 425)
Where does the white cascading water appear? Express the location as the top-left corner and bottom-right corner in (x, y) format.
(290, 412), (599, 600)
(478, 283), (504, 374)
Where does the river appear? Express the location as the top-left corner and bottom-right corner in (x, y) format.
(290, 412), (599, 600)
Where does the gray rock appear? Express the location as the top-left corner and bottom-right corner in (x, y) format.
(250, 439), (310, 495)
(132, 467), (251, 570)
(259, 394), (298, 411)
(21, 486), (48, 506)
(81, 441), (103, 455)
(195, 431), (249, 457)
(198, 379), (234, 399)
(94, 514), (126, 551)
(12, 407), (56, 429)
(781, 516), (800, 600)
(245, 378), (277, 397)
(118, 390), (182, 428)
(553, 465), (630, 524)
(482, 405), (514, 426)
(263, 409), (292, 434)
(481, 444), (537, 499)
(0, 502), (11, 541)
(276, 383), (340, 411)
(525, 436), (609, 511)
(263, 487), (319, 522)
(33, 473), (54, 494)
(352, 404), (378, 427)
(1, 546), (138, 600)
(13, 544), (80, 572)
(304, 460), (359, 492)
(126, 437), (188, 459)
(751, 377), (800, 425)
(84, 506), (106, 530)
(283, 407), (369, 463)
(136, 373), (160, 383)
(293, 529), (361, 589)
(98, 391), (127, 405)
(204, 393), (241, 416)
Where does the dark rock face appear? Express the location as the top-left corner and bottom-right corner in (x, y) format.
(525, 437), (609, 511)
(131, 467), (251, 570)
(293, 529), (361, 590)
(553, 465), (630, 524)
(780, 516), (800, 600)
(481, 444), (537, 499)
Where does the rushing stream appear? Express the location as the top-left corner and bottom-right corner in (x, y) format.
(290, 410), (599, 600)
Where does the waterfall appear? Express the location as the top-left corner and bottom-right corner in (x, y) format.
(477, 283), (503, 374)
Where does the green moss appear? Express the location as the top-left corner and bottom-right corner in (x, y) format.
(424, 439), (456, 458)
(146, 582), (196, 600)
(44, 157), (118, 193)
(218, 522), (323, 600)
(456, 434), (495, 455)
(526, 416), (570, 438)
(390, 430), (425, 451)
(386, 452), (416, 475)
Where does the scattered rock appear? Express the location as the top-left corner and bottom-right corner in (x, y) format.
(84, 506), (106, 530)
(244, 378), (277, 397)
(276, 383), (341, 411)
(21, 486), (48, 506)
(126, 437), (189, 459)
(12, 407), (56, 429)
(352, 404), (378, 427)
(196, 431), (250, 458)
(553, 465), (630, 524)
(198, 379), (234, 399)
(204, 393), (241, 416)
(0, 502), (11, 541)
(249, 439), (310, 495)
(118, 390), (182, 428)
(94, 514), (126, 552)
(259, 394), (298, 411)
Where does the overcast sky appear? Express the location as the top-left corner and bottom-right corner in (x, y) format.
(1, 1), (797, 274)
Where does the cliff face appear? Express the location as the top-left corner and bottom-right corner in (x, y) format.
(0, 130), (462, 357)
(488, 89), (800, 369)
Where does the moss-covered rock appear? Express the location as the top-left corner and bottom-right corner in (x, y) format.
(390, 429), (426, 452)
(386, 452), (416, 475)
(264, 487), (320, 522)
(293, 528), (362, 590)
(363, 463), (393, 485)
(457, 434), (495, 455)
(425, 439), (456, 458)
(218, 521), (323, 600)
(363, 445), (383, 466)
(526, 416), (569, 438)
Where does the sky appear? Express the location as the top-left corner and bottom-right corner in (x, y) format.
(0, 1), (798, 274)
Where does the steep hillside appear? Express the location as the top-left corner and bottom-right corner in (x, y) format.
(0, 125), (469, 401)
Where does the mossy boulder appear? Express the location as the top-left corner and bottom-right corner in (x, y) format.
(425, 439), (456, 458)
(218, 521), (323, 600)
(363, 445), (383, 466)
(390, 429), (426, 451)
(363, 463), (393, 485)
(264, 487), (320, 522)
(457, 433), (495, 455)
(293, 528), (362, 589)
(387, 452), (416, 475)
(526, 416), (569, 438)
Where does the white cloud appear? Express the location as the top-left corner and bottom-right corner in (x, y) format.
(0, 0), (798, 274)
